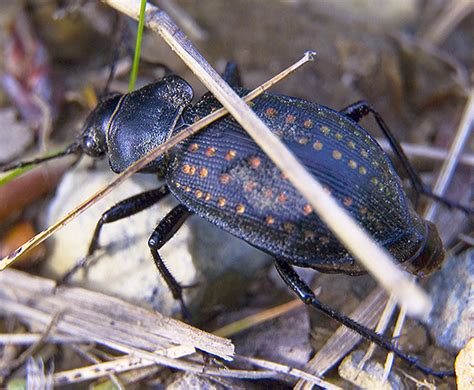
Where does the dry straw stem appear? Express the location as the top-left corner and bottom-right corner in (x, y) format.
(424, 89), (474, 221)
(0, 269), (337, 388)
(213, 299), (303, 338)
(102, 0), (430, 317)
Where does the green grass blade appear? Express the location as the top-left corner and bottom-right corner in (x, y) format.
(128, 0), (147, 91)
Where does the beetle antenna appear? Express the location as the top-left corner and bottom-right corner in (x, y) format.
(0, 143), (82, 172)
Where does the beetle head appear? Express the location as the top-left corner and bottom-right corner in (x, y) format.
(80, 93), (122, 158)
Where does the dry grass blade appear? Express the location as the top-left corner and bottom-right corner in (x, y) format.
(213, 299), (302, 338)
(52, 355), (156, 385)
(104, 0), (430, 321)
(236, 355), (342, 390)
(0, 269), (233, 361)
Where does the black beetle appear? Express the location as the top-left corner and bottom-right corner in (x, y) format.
(80, 72), (445, 277)
(1, 66), (456, 376)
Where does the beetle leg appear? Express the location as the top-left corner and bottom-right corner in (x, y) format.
(274, 258), (454, 377)
(148, 204), (194, 318)
(88, 185), (171, 256)
(222, 62), (242, 89)
(61, 185), (171, 283)
(340, 101), (472, 214)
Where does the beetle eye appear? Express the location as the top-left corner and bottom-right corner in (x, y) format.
(82, 134), (105, 157)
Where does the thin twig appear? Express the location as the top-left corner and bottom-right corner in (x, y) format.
(0, 333), (89, 345)
(213, 299), (302, 338)
(159, 0), (208, 41)
(421, 1), (474, 46)
(70, 345), (125, 390)
(424, 89), (474, 221)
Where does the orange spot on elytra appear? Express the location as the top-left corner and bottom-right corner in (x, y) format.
(205, 147), (217, 157)
(264, 188), (273, 198)
(303, 204), (313, 215)
(244, 181), (257, 192)
(204, 193), (212, 201)
(313, 140), (323, 151)
(265, 107), (277, 118)
(236, 204), (245, 214)
(188, 143), (199, 152)
(217, 198), (226, 207)
(199, 168), (208, 178)
(249, 157), (261, 168)
(278, 192), (288, 203)
(298, 137), (309, 145)
(195, 190), (203, 198)
(182, 164), (191, 174)
(220, 174), (231, 184)
(319, 236), (330, 245)
(343, 197), (353, 207)
(286, 114), (296, 124)
(266, 216), (275, 225)
(225, 150), (237, 160)
(332, 150), (342, 160)
(304, 119), (313, 128)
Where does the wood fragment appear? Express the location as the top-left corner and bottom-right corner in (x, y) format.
(0, 269), (234, 361)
